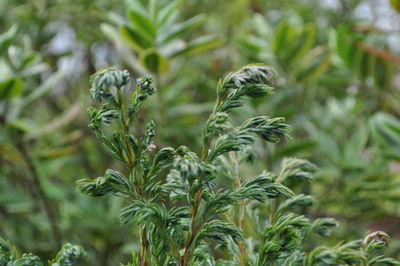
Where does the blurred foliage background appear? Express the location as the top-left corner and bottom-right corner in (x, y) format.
(0, 0), (400, 264)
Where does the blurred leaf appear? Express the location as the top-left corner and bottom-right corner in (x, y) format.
(124, 0), (146, 14)
(357, 50), (375, 79)
(253, 14), (271, 38)
(38, 146), (78, 159)
(27, 103), (82, 139)
(285, 24), (316, 65)
(334, 26), (354, 65)
(6, 119), (33, 133)
(169, 35), (222, 58)
(370, 112), (400, 152)
(347, 124), (368, 155)
(272, 21), (294, 55)
(295, 46), (332, 83)
(0, 142), (23, 163)
(119, 25), (153, 52)
(158, 14), (205, 45)
(128, 9), (156, 39)
(314, 128), (341, 163)
(0, 25), (17, 53)
(390, 0), (400, 13)
(139, 48), (169, 74)
(0, 78), (23, 100)
(101, 23), (120, 40)
(236, 36), (264, 53)
(275, 140), (317, 158)
(23, 70), (65, 105)
(374, 57), (393, 90)
(157, 0), (181, 26)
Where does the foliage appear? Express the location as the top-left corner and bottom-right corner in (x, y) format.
(0, 238), (85, 266)
(78, 66), (399, 265)
(101, 0), (221, 74)
(1, 0), (400, 264)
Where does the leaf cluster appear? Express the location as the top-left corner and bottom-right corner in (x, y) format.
(0, 238), (85, 266)
(78, 65), (400, 265)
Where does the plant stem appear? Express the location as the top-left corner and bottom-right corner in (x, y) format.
(181, 93), (227, 265)
(181, 189), (203, 266)
(232, 152), (246, 266)
(139, 227), (148, 266)
(118, 88), (150, 265)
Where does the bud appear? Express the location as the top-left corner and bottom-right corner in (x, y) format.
(206, 112), (230, 133)
(90, 68), (130, 101)
(144, 120), (156, 146)
(223, 64), (277, 92)
(87, 106), (120, 130)
(363, 231), (391, 253)
(136, 75), (156, 101)
(147, 143), (157, 152)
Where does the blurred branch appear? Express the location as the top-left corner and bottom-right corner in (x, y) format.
(15, 137), (63, 247)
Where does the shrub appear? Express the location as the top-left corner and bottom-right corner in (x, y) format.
(78, 65), (399, 265)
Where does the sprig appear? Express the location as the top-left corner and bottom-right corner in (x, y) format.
(0, 238), (85, 266)
(78, 65), (399, 266)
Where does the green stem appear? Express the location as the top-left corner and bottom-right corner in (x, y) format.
(181, 189), (203, 266)
(232, 152), (247, 266)
(118, 88), (150, 265)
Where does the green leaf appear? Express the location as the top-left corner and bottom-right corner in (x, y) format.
(139, 48), (169, 74)
(49, 244), (86, 265)
(277, 194), (314, 214)
(310, 218), (339, 237)
(334, 25), (353, 66)
(0, 25), (17, 53)
(0, 78), (23, 100)
(344, 124), (368, 161)
(128, 9), (156, 39)
(119, 25), (153, 52)
(374, 56), (393, 90)
(13, 254), (44, 266)
(100, 23), (120, 41)
(236, 36), (264, 53)
(370, 112), (400, 152)
(253, 13), (271, 38)
(357, 50), (375, 79)
(158, 14), (205, 45)
(272, 21), (295, 55)
(169, 35), (222, 58)
(124, 0), (146, 14)
(275, 140), (317, 158)
(285, 24), (316, 65)
(295, 46), (332, 83)
(0, 238), (13, 265)
(157, 0), (182, 26)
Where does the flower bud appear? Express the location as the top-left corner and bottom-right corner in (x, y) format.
(90, 68), (130, 101)
(363, 231), (391, 253)
(136, 75), (156, 99)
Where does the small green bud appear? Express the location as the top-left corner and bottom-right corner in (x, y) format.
(13, 254), (43, 266)
(144, 120), (156, 146)
(223, 64), (276, 90)
(87, 106), (120, 130)
(50, 243), (86, 266)
(90, 68), (130, 101)
(0, 238), (13, 265)
(136, 75), (156, 101)
(205, 112), (231, 135)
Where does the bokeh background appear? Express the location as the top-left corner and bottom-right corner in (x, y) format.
(1, 0), (400, 264)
